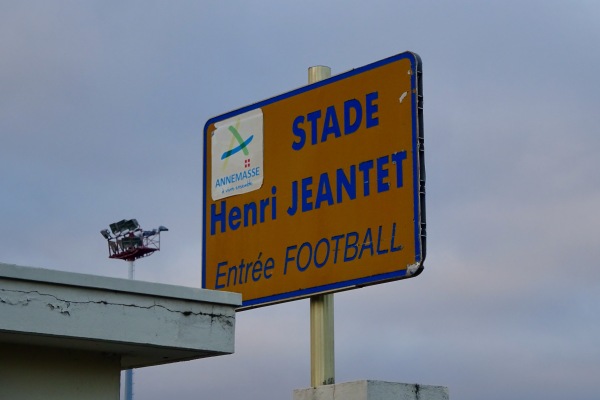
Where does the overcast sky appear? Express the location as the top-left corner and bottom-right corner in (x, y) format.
(2, 1), (599, 399)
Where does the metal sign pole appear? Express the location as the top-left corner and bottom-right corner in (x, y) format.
(310, 292), (335, 386)
(308, 65), (335, 387)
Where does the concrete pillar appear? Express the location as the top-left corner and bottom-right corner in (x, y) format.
(0, 344), (120, 400)
(293, 380), (449, 400)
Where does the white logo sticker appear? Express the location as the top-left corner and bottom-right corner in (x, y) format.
(211, 108), (264, 200)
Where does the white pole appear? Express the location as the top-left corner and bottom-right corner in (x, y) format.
(128, 260), (135, 280)
(125, 260), (134, 400)
(308, 65), (335, 387)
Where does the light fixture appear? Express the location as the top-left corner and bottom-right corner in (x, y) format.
(109, 219), (126, 236)
(101, 219), (168, 262)
(108, 219), (142, 237)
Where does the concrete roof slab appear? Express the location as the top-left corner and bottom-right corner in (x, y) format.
(0, 263), (241, 369)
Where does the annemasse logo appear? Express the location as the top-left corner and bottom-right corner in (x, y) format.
(211, 108), (263, 201)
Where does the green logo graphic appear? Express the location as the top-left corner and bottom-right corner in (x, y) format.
(221, 126), (254, 160)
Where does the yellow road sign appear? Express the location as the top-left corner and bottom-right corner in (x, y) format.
(203, 52), (425, 309)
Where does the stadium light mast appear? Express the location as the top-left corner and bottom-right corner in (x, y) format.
(100, 218), (168, 400)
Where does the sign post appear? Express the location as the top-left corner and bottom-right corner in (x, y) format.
(203, 52), (425, 310)
(307, 65), (335, 387)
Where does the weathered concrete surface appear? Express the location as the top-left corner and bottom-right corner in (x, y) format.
(294, 380), (449, 400)
(0, 262), (241, 369)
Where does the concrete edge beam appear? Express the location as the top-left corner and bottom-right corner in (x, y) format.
(0, 263), (241, 369)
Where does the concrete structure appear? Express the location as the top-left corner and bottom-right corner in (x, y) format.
(0, 262), (241, 400)
(294, 380), (449, 400)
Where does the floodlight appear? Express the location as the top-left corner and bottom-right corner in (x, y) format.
(109, 218), (141, 236)
(123, 219), (140, 232)
(142, 229), (157, 237)
(110, 219), (127, 235)
(102, 218), (167, 263)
